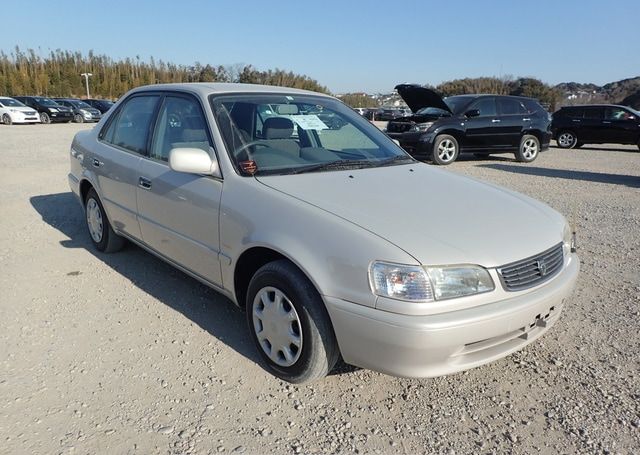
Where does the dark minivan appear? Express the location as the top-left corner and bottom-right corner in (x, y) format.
(387, 84), (551, 164)
(551, 105), (640, 150)
(84, 98), (115, 114)
(13, 96), (73, 124)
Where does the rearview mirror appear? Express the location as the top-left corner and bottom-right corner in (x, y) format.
(169, 148), (220, 177)
(465, 109), (480, 118)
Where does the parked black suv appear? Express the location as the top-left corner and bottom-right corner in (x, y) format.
(84, 98), (115, 114)
(551, 104), (640, 150)
(13, 96), (73, 124)
(387, 84), (551, 164)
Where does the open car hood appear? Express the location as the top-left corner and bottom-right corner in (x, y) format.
(395, 84), (451, 114)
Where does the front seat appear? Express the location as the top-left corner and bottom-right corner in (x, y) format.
(262, 117), (300, 156)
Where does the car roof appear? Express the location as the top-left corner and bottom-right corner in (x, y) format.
(129, 82), (334, 99)
(560, 104), (629, 109)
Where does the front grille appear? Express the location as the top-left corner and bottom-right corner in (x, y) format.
(498, 243), (563, 291)
(386, 122), (413, 133)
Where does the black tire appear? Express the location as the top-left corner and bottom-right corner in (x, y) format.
(556, 130), (577, 149)
(2, 114), (12, 125)
(39, 112), (50, 124)
(515, 134), (540, 163)
(84, 188), (126, 253)
(431, 134), (459, 165)
(74, 113), (84, 123)
(246, 259), (339, 383)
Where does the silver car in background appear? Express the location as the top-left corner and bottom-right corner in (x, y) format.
(68, 83), (579, 383)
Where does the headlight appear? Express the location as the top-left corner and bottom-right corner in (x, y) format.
(48, 108), (58, 112)
(9, 109), (19, 113)
(409, 122), (434, 132)
(80, 109), (89, 114)
(369, 262), (434, 302)
(563, 223), (577, 253)
(369, 262), (494, 302)
(425, 266), (494, 300)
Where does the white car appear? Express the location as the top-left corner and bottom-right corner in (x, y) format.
(0, 97), (40, 125)
(68, 83), (579, 383)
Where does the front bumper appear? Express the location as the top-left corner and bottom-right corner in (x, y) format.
(9, 112), (40, 124)
(50, 112), (73, 123)
(324, 254), (579, 378)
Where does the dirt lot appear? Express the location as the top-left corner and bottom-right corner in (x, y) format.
(1, 123), (639, 455)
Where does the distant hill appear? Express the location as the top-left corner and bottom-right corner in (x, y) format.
(621, 90), (640, 110)
(555, 76), (640, 106)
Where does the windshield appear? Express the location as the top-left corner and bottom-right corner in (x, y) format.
(0, 98), (26, 107)
(415, 106), (451, 117)
(444, 96), (474, 114)
(72, 101), (92, 108)
(629, 107), (640, 117)
(210, 94), (413, 176)
(34, 97), (60, 107)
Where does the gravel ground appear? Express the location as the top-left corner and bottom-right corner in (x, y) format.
(1, 123), (639, 455)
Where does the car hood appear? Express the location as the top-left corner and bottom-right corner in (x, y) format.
(395, 84), (452, 114)
(256, 164), (566, 267)
(5, 106), (36, 113)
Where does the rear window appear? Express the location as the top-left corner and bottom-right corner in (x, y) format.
(559, 108), (584, 118)
(522, 99), (545, 114)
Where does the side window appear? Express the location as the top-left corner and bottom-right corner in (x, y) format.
(102, 95), (159, 154)
(605, 107), (631, 121)
(470, 98), (497, 117)
(584, 108), (602, 120)
(150, 96), (212, 162)
(497, 98), (527, 115)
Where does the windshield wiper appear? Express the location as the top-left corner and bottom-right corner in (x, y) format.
(377, 155), (415, 166)
(287, 159), (377, 174)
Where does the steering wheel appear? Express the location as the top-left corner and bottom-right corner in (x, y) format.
(234, 140), (273, 157)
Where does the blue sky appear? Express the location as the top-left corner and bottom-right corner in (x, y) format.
(3, 0), (638, 93)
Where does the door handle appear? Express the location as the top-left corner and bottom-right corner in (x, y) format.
(522, 117), (531, 122)
(602, 121), (612, 124)
(138, 177), (152, 189)
(491, 119), (501, 123)
(572, 119), (581, 122)
(92, 158), (103, 167)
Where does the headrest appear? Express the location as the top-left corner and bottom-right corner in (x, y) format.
(182, 129), (208, 142)
(263, 117), (294, 139)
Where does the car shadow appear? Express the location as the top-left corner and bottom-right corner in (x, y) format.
(576, 146), (639, 153)
(477, 164), (640, 188)
(30, 191), (323, 378)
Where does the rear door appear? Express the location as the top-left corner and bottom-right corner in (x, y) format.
(496, 97), (529, 148)
(94, 94), (161, 239)
(136, 93), (223, 286)
(580, 107), (604, 142)
(602, 107), (639, 144)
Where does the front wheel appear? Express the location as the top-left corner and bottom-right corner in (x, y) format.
(74, 113), (84, 123)
(2, 114), (12, 125)
(84, 188), (126, 253)
(431, 134), (459, 165)
(516, 135), (540, 162)
(556, 131), (577, 149)
(39, 112), (50, 124)
(246, 260), (339, 383)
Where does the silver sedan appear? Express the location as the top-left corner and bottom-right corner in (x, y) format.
(68, 83), (579, 383)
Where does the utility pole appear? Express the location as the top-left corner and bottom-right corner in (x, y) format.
(81, 73), (93, 98)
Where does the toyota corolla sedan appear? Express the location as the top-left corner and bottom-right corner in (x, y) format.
(68, 83), (579, 383)
(0, 96), (40, 125)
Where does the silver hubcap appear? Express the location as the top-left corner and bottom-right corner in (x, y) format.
(86, 198), (104, 243)
(252, 286), (303, 367)
(558, 133), (575, 147)
(437, 139), (456, 161)
(522, 138), (539, 159)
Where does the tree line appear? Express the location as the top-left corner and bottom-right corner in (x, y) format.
(0, 47), (328, 99)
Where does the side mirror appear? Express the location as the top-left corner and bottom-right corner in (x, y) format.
(465, 109), (480, 118)
(392, 139), (401, 146)
(169, 148), (220, 177)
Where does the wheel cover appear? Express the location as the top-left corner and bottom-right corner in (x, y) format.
(558, 133), (575, 147)
(437, 139), (456, 161)
(40, 113), (48, 123)
(2, 114), (10, 124)
(252, 286), (303, 367)
(522, 138), (539, 159)
(86, 198), (104, 243)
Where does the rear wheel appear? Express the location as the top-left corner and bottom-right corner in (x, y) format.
(432, 134), (459, 165)
(2, 114), (11, 125)
(556, 131), (577, 149)
(246, 260), (339, 383)
(39, 112), (50, 124)
(516, 135), (540, 162)
(84, 188), (126, 253)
